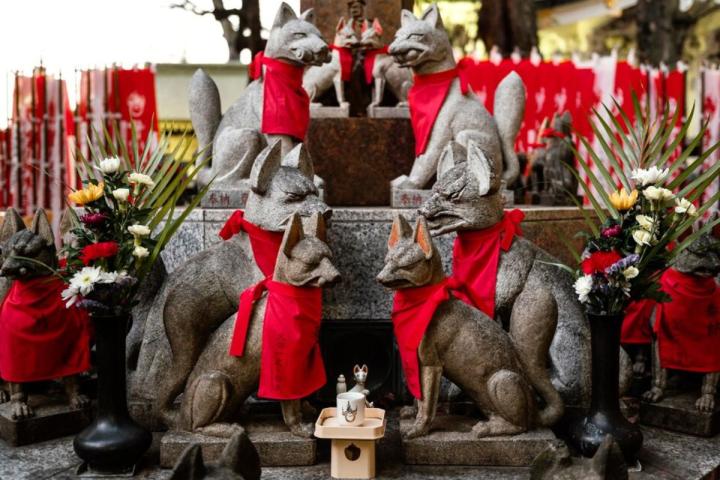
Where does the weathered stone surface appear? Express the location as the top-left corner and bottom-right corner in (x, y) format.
(640, 392), (720, 437)
(310, 104), (350, 118)
(367, 105), (410, 119)
(200, 187), (250, 209)
(390, 188), (432, 208)
(160, 419), (317, 468)
(306, 118), (415, 206)
(400, 416), (556, 466)
(0, 395), (92, 447)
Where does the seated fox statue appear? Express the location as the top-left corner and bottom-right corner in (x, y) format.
(0, 208), (91, 420)
(377, 213), (563, 439)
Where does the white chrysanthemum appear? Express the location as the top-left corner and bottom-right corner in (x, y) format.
(69, 266), (102, 296)
(623, 266), (640, 280)
(631, 166), (669, 187)
(133, 245), (149, 258)
(643, 186), (675, 203)
(98, 271), (119, 284)
(61, 285), (80, 308)
(97, 157), (121, 174)
(574, 275), (593, 303)
(635, 214), (655, 231)
(675, 197), (698, 216)
(632, 229), (654, 246)
(128, 224), (151, 237)
(112, 188), (130, 202)
(128, 172), (155, 187)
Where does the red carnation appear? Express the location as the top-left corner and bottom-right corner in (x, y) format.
(581, 250), (622, 275)
(80, 241), (119, 265)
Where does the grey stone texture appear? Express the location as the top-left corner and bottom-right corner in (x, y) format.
(309, 104), (350, 118)
(367, 105), (411, 119)
(390, 188), (432, 208)
(640, 392), (720, 437)
(530, 434), (627, 479)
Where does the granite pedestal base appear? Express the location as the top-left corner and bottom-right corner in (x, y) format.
(640, 392), (720, 437)
(311, 104), (350, 118)
(0, 395), (92, 447)
(390, 188), (432, 208)
(367, 105), (410, 119)
(399, 416), (555, 467)
(159, 418), (317, 468)
(201, 187), (250, 209)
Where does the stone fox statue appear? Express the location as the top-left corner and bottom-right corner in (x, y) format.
(132, 141), (331, 426)
(169, 429), (261, 480)
(0, 209), (91, 419)
(189, 2), (329, 188)
(643, 232), (720, 413)
(419, 141), (595, 405)
(377, 214), (564, 439)
(387, 4), (524, 190)
(175, 213), (340, 438)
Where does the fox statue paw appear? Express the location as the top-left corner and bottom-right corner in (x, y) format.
(69, 393), (91, 410)
(696, 394), (715, 413)
(391, 175), (422, 190)
(642, 386), (665, 403)
(288, 421), (314, 438)
(399, 405), (417, 419)
(11, 400), (34, 420)
(403, 419), (431, 439)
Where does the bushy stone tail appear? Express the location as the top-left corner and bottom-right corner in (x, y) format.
(493, 71), (526, 187)
(188, 69), (222, 167)
(509, 288), (565, 427)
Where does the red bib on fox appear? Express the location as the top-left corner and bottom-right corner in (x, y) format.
(408, 67), (469, 156)
(260, 56), (310, 141)
(221, 211), (326, 399)
(450, 209), (524, 318)
(391, 279), (454, 399)
(0, 277), (91, 382)
(621, 299), (655, 345)
(364, 46), (389, 85)
(330, 45), (353, 82)
(655, 269), (720, 372)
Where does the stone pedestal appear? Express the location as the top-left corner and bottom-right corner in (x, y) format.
(640, 392), (720, 437)
(311, 104), (350, 118)
(399, 416), (556, 466)
(201, 187), (250, 209)
(160, 418), (317, 468)
(367, 105), (410, 119)
(390, 188), (431, 208)
(0, 395), (93, 447)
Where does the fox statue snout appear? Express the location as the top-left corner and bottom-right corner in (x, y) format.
(389, 7), (449, 69)
(267, 3), (330, 67)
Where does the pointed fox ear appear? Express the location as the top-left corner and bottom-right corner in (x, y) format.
(336, 17), (346, 31)
(250, 140), (282, 194)
(300, 8), (315, 25)
(282, 213), (305, 258)
(308, 212), (326, 242)
(400, 9), (416, 27)
(273, 2), (297, 29)
(414, 217), (433, 259)
(283, 143), (315, 180)
(353, 364), (360, 373)
(466, 141), (492, 196)
(31, 209), (54, 246)
(0, 208), (26, 244)
(373, 18), (383, 35)
(168, 444), (206, 480)
(421, 4), (443, 29)
(362, 364), (368, 373)
(388, 213), (412, 249)
(217, 430), (261, 480)
(437, 141), (465, 179)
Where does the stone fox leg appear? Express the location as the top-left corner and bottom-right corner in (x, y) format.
(472, 370), (532, 437)
(697, 372), (719, 413)
(281, 400), (314, 438)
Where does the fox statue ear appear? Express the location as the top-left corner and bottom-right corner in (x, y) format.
(217, 430), (262, 480)
(353, 364), (360, 373)
(300, 8), (316, 25)
(437, 141), (465, 179)
(273, 2), (297, 29)
(421, 4), (444, 29)
(282, 213), (305, 258)
(388, 213), (412, 249)
(336, 16), (346, 31)
(414, 217), (433, 259)
(250, 140), (282, 194)
(400, 9), (416, 27)
(373, 18), (383, 35)
(168, 444), (206, 480)
(283, 143), (315, 180)
(466, 141), (492, 196)
(308, 212), (327, 242)
(362, 364), (368, 373)
(31, 209), (54, 246)
(0, 208), (26, 244)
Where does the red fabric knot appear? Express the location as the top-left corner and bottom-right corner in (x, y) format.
(260, 56), (310, 141)
(449, 209), (524, 318)
(249, 51), (265, 80)
(363, 46), (389, 85)
(330, 45), (354, 82)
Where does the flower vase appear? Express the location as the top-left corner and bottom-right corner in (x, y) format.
(74, 314), (152, 475)
(570, 312), (643, 463)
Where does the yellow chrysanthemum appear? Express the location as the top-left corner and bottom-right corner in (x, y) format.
(68, 182), (105, 206)
(609, 188), (638, 211)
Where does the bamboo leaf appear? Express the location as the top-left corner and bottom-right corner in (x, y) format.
(586, 115), (632, 191)
(569, 141), (620, 219)
(564, 163), (608, 223)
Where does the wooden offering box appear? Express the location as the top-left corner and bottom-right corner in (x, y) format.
(315, 408), (386, 479)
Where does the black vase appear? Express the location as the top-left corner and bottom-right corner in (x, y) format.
(570, 312), (643, 463)
(74, 315), (152, 475)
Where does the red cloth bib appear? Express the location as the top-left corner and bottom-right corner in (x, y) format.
(221, 211), (326, 399)
(450, 209), (524, 318)
(408, 67), (469, 156)
(655, 269), (720, 373)
(363, 46), (389, 85)
(621, 299), (655, 345)
(249, 51), (265, 81)
(260, 56), (310, 141)
(0, 276), (91, 382)
(391, 279), (453, 399)
(330, 45), (353, 82)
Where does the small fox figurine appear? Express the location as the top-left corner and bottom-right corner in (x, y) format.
(359, 18), (412, 108)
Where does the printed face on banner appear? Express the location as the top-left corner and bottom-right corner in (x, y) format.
(127, 92), (146, 119)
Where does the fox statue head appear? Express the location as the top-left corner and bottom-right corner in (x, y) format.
(244, 140), (332, 232)
(353, 364), (368, 384)
(359, 18), (384, 50)
(376, 214), (444, 289)
(265, 2), (330, 67)
(169, 430), (261, 480)
(418, 141), (505, 235)
(334, 17), (360, 49)
(673, 230), (720, 278)
(0, 209), (57, 280)
(388, 4), (454, 74)
(274, 212), (340, 288)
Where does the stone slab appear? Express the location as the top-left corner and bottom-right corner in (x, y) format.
(390, 188), (432, 208)
(310, 104), (350, 118)
(639, 392), (720, 437)
(399, 415), (556, 467)
(200, 187), (250, 209)
(367, 105), (410, 119)
(0, 395), (93, 447)
(160, 419), (317, 468)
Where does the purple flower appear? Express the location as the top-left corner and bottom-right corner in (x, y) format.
(81, 212), (108, 227)
(601, 225), (622, 238)
(605, 254), (640, 275)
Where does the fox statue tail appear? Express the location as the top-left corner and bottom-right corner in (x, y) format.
(493, 71), (526, 187)
(188, 69), (222, 172)
(509, 287), (565, 427)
